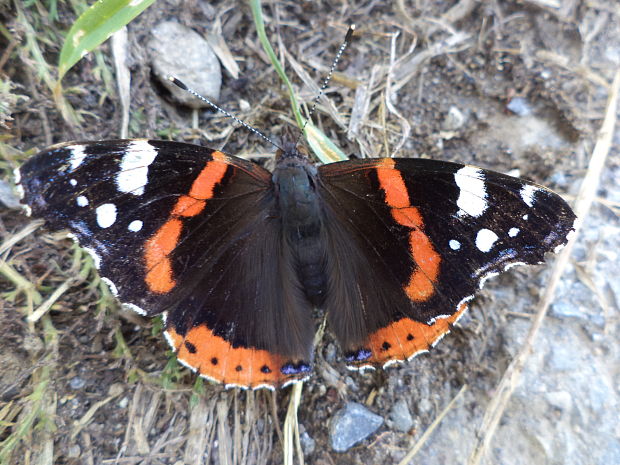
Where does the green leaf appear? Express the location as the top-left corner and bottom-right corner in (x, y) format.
(58, 0), (156, 80)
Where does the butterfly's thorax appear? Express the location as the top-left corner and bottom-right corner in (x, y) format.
(273, 147), (327, 306)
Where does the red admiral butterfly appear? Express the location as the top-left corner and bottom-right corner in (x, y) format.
(16, 135), (575, 389)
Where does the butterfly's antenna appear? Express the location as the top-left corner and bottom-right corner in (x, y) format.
(295, 24), (356, 147)
(168, 76), (283, 150)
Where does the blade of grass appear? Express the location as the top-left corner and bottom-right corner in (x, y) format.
(249, 0), (346, 163)
(58, 0), (156, 81)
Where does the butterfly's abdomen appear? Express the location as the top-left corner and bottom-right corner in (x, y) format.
(274, 155), (327, 306)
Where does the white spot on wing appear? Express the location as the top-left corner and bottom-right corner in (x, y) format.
(508, 227), (520, 237)
(163, 329), (176, 349)
(76, 195), (89, 207)
(70, 179), (78, 186)
(346, 364), (376, 373)
(522, 214), (529, 220)
(252, 383), (277, 391)
(178, 357), (199, 373)
(503, 261), (527, 271)
(407, 349), (429, 361)
(383, 359), (404, 368)
(281, 377), (310, 389)
(225, 382), (249, 390)
(455, 166), (487, 217)
(449, 239), (461, 250)
(128, 220), (143, 232)
(476, 228), (499, 252)
(479, 271), (499, 288)
(84, 247), (101, 269)
(96, 203), (117, 228)
(116, 140), (158, 196)
(68, 145), (87, 171)
(101, 277), (118, 296)
(520, 184), (538, 207)
(124, 303), (147, 316)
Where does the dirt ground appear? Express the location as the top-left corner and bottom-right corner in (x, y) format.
(1, 1), (618, 464)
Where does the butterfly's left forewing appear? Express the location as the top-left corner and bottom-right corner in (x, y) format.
(19, 139), (270, 314)
(318, 157), (575, 369)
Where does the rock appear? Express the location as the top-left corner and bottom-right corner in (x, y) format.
(442, 106), (467, 131)
(300, 429), (316, 455)
(506, 97), (532, 116)
(148, 21), (221, 108)
(389, 399), (414, 432)
(69, 376), (85, 390)
(330, 402), (383, 452)
(0, 179), (21, 209)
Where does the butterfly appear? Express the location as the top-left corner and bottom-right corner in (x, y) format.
(16, 137), (575, 389)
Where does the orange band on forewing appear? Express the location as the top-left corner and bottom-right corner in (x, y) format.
(376, 159), (410, 208)
(405, 230), (441, 301)
(165, 325), (304, 388)
(172, 195), (206, 217)
(143, 153), (229, 293)
(364, 303), (468, 366)
(391, 207), (424, 229)
(375, 161), (442, 301)
(144, 219), (182, 293)
(189, 153), (229, 200)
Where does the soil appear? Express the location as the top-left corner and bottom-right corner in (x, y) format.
(1, 1), (618, 464)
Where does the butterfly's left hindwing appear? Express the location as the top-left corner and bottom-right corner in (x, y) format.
(318, 158), (575, 368)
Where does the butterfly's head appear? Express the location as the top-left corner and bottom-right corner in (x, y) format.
(276, 140), (310, 162)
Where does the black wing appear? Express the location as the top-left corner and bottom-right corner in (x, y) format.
(18, 140), (314, 388)
(318, 157), (575, 368)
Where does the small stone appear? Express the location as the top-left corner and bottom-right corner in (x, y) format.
(300, 429), (316, 455)
(389, 399), (414, 432)
(67, 445), (81, 458)
(148, 21), (221, 108)
(0, 179), (21, 209)
(506, 97), (532, 116)
(69, 376), (85, 390)
(442, 106), (467, 131)
(330, 402), (383, 452)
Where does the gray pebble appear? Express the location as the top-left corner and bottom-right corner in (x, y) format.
(506, 97), (532, 116)
(330, 402), (383, 452)
(300, 429), (316, 455)
(148, 21), (221, 108)
(442, 106), (467, 131)
(0, 179), (21, 209)
(69, 376), (85, 390)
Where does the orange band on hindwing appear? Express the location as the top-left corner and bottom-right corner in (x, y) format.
(351, 303), (468, 367)
(144, 152), (229, 293)
(164, 325), (308, 388)
(375, 159), (441, 301)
